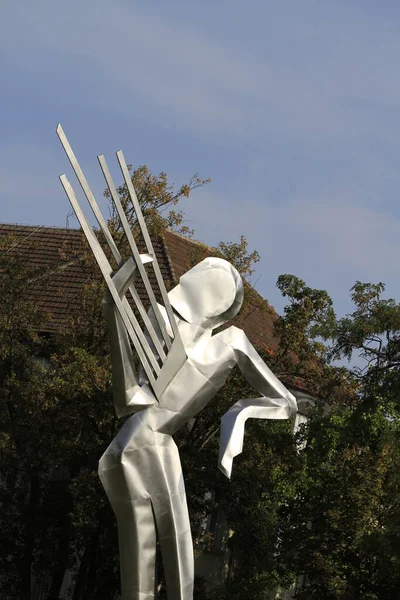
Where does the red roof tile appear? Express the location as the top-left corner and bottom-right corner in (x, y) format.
(0, 224), (279, 349)
(0, 224), (173, 333)
(163, 230), (279, 350)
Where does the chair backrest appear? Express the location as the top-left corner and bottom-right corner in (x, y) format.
(57, 124), (186, 400)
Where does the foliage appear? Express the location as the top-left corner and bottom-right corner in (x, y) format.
(186, 233), (260, 283)
(2, 163), (400, 600)
(0, 237), (119, 599)
(216, 236), (260, 279)
(277, 281), (400, 600)
(276, 274), (336, 350)
(279, 404), (400, 600)
(187, 234), (270, 342)
(271, 275), (357, 405)
(105, 164), (210, 237)
(0, 170), (271, 600)
(333, 282), (400, 381)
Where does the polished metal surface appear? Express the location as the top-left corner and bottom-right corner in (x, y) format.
(99, 151), (171, 351)
(57, 124), (186, 397)
(58, 126), (298, 600)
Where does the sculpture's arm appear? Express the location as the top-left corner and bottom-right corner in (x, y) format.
(218, 396), (295, 478)
(102, 257), (156, 418)
(215, 326), (297, 478)
(215, 326), (296, 403)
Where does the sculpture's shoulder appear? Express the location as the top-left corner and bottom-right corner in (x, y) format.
(212, 325), (248, 347)
(183, 329), (236, 382)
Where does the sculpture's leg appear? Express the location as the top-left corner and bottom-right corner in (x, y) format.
(99, 458), (157, 600)
(116, 497), (157, 600)
(151, 448), (194, 600)
(98, 416), (194, 600)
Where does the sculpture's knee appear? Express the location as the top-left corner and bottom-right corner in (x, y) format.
(98, 443), (125, 480)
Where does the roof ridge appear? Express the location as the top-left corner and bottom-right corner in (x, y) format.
(0, 222), (281, 354)
(164, 228), (208, 248)
(0, 222), (82, 233)
(164, 229), (277, 316)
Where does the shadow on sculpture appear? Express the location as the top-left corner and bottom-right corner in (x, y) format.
(57, 124), (298, 600)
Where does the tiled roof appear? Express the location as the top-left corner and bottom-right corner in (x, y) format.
(0, 224), (88, 333)
(0, 224), (278, 349)
(0, 224), (173, 333)
(163, 230), (279, 350)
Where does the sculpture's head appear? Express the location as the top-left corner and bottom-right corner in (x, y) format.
(168, 257), (244, 330)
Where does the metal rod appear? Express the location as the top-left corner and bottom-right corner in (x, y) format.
(116, 150), (183, 346)
(57, 125), (165, 366)
(57, 124), (120, 264)
(98, 153), (172, 351)
(59, 174), (157, 388)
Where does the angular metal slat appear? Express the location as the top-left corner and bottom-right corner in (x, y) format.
(57, 125), (162, 373)
(58, 125), (187, 401)
(120, 298), (161, 375)
(116, 150), (184, 350)
(59, 174), (157, 388)
(126, 284), (167, 362)
(97, 154), (171, 355)
(57, 124), (120, 264)
(108, 257), (162, 374)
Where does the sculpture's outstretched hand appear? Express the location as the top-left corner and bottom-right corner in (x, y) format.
(215, 326), (297, 478)
(218, 396), (295, 478)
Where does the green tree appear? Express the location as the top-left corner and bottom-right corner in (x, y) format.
(0, 166), (268, 600)
(106, 164), (210, 237)
(0, 236), (54, 598)
(278, 281), (400, 600)
(10, 166), (396, 600)
(0, 235), (119, 599)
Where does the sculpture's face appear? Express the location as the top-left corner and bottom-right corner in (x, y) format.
(168, 257), (244, 330)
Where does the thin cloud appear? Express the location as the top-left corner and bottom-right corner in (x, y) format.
(2, 0), (400, 318)
(2, 0), (400, 142)
(184, 190), (400, 313)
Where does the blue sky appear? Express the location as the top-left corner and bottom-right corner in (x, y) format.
(2, 0), (400, 321)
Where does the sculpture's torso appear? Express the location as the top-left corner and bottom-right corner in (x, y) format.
(103, 321), (236, 461)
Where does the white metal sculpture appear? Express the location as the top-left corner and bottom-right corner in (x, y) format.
(57, 124), (298, 600)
